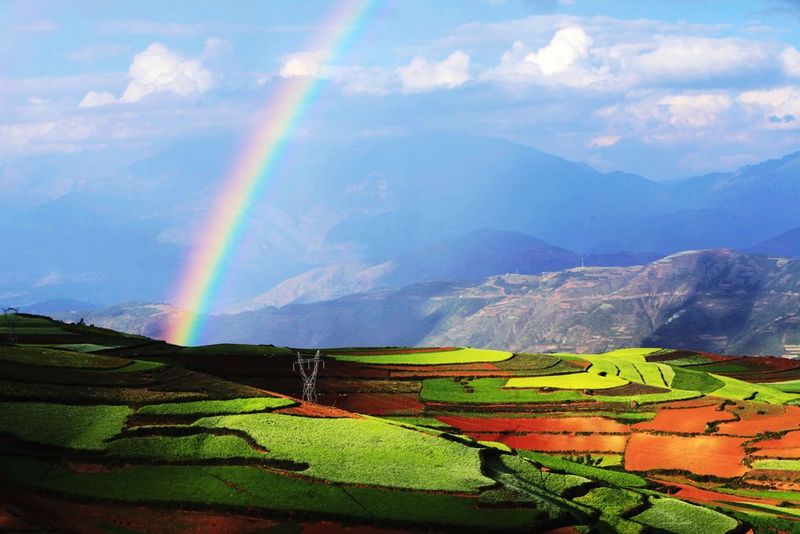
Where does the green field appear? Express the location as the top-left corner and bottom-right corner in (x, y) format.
(137, 397), (295, 415)
(194, 412), (494, 491)
(0, 402), (131, 449)
(0, 316), (775, 532)
(631, 497), (738, 534)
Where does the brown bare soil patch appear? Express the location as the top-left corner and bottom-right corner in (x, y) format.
(64, 501), (282, 533)
(326, 393), (425, 416)
(321, 379), (420, 394)
(0, 505), (36, 531)
(625, 433), (747, 478)
(660, 397), (723, 409)
(498, 432), (628, 453)
(437, 415), (630, 434)
(595, 382), (670, 396)
(303, 520), (410, 533)
(275, 401), (358, 418)
(633, 405), (737, 434)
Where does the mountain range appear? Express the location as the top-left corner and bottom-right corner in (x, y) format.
(5, 133), (800, 308)
(52, 248), (800, 357)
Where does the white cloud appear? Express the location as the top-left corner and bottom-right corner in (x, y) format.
(738, 87), (800, 128)
(280, 51), (328, 78)
(627, 37), (771, 83)
(589, 135), (621, 147)
(658, 93), (733, 127)
(120, 43), (212, 103)
(77, 44), (212, 107)
(397, 51), (471, 92)
(527, 26), (591, 75)
(34, 272), (64, 288)
(482, 27), (612, 88)
(782, 46), (800, 78)
(78, 91), (117, 108)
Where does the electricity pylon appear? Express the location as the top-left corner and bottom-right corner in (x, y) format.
(293, 350), (324, 403)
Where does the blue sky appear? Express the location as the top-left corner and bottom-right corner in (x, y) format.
(2, 0), (800, 306)
(3, 0), (800, 180)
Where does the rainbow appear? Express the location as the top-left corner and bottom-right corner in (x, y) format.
(165, 0), (376, 345)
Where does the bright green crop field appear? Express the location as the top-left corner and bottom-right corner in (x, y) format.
(137, 397), (295, 415)
(193, 412), (494, 491)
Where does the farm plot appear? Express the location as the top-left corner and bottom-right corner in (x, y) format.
(500, 433), (629, 453)
(708, 375), (800, 405)
(714, 404), (800, 436)
(137, 397), (295, 416)
(329, 348), (513, 365)
(0, 345), (132, 369)
(193, 412), (494, 491)
(584, 354), (674, 389)
(422, 377), (586, 404)
(436, 415), (630, 434)
(625, 433), (748, 478)
(505, 372), (628, 390)
(0, 402), (131, 450)
(107, 433), (267, 461)
(632, 404), (737, 434)
(5, 457), (551, 531)
(631, 497), (739, 534)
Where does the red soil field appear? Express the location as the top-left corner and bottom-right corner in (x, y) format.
(625, 433), (748, 477)
(437, 415), (630, 434)
(275, 402), (358, 418)
(498, 433), (629, 453)
(652, 479), (780, 506)
(751, 447), (800, 458)
(633, 405), (737, 434)
(716, 405), (800, 436)
(329, 393), (425, 415)
(754, 430), (800, 449)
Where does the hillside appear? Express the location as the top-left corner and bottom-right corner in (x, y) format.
(3, 314), (800, 532)
(77, 249), (800, 355)
(235, 229), (660, 310)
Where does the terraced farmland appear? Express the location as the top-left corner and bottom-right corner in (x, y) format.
(3, 314), (800, 532)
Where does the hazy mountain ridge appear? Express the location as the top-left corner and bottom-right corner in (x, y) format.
(235, 229), (661, 311)
(69, 249), (800, 356)
(7, 134), (800, 306)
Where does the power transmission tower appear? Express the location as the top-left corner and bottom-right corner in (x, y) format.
(3, 307), (19, 343)
(293, 350), (325, 403)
